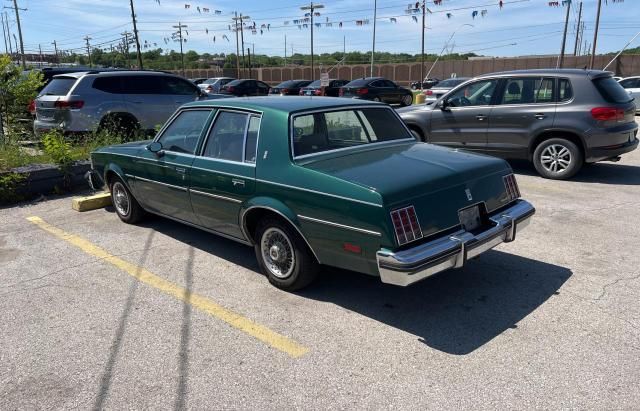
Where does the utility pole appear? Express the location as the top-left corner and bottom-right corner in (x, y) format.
(121, 31), (131, 68)
(129, 0), (143, 69)
(1, 13), (8, 54)
(38, 43), (42, 67)
(284, 35), (287, 67)
(589, 0), (602, 69)
(52, 40), (58, 65)
(573, 1), (582, 56)
(4, 12), (11, 57)
(420, 0), (426, 89)
(232, 14), (250, 77)
(558, 0), (571, 68)
(247, 47), (252, 79)
(5, 0), (26, 68)
(370, 0), (377, 77)
(84, 36), (92, 67)
(301, 2), (324, 80)
(172, 22), (187, 76)
(233, 12), (240, 77)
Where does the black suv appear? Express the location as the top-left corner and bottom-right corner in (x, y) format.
(340, 77), (414, 106)
(399, 69), (638, 179)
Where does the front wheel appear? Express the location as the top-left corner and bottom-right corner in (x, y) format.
(401, 95), (413, 107)
(110, 178), (146, 224)
(254, 218), (319, 291)
(533, 138), (583, 180)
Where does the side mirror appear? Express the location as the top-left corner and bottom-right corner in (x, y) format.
(438, 99), (450, 111)
(147, 141), (164, 156)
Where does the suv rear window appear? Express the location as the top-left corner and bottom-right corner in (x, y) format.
(40, 77), (76, 96)
(593, 76), (633, 104)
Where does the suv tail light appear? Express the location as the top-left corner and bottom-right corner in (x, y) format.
(357, 88), (369, 95)
(28, 99), (36, 114)
(54, 100), (84, 109)
(591, 107), (624, 121)
(503, 173), (521, 202)
(339, 88), (344, 96)
(391, 205), (423, 246)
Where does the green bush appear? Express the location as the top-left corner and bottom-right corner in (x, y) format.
(0, 172), (26, 205)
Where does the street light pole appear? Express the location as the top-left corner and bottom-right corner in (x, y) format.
(573, 1), (582, 56)
(301, 2), (324, 80)
(420, 0), (426, 89)
(370, 0), (377, 77)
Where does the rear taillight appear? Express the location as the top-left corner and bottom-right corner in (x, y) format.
(503, 174), (521, 202)
(314, 89), (322, 96)
(339, 88), (344, 96)
(591, 107), (624, 121)
(281, 88), (289, 94)
(54, 100), (84, 109)
(299, 89), (304, 95)
(425, 90), (433, 96)
(390, 205), (423, 246)
(28, 99), (35, 114)
(206, 85), (213, 91)
(268, 88), (272, 94)
(357, 88), (368, 95)
(228, 86), (235, 93)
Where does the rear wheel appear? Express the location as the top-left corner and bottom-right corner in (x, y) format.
(109, 177), (145, 224)
(254, 217), (319, 291)
(373, 97), (381, 102)
(533, 138), (583, 180)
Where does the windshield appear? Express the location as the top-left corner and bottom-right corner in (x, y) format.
(344, 78), (371, 87)
(593, 76), (633, 104)
(39, 77), (77, 96)
(291, 107), (412, 158)
(307, 80), (322, 87)
(436, 78), (468, 88)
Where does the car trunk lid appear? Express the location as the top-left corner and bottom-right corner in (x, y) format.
(303, 142), (513, 239)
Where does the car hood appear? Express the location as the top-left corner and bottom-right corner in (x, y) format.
(94, 140), (151, 153)
(396, 104), (434, 114)
(303, 142), (513, 236)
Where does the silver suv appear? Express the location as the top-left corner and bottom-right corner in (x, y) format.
(399, 69), (638, 179)
(34, 70), (208, 137)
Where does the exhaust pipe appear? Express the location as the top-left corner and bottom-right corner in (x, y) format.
(605, 156), (621, 162)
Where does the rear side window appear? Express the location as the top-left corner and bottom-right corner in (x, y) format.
(40, 77), (76, 96)
(593, 77), (633, 103)
(92, 77), (123, 94)
(501, 77), (554, 104)
(163, 77), (198, 95)
(558, 79), (573, 102)
(122, 75), (162, 94)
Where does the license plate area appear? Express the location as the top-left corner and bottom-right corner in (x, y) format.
(459, 203), (490, 233)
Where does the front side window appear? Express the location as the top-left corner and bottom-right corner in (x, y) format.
(292, 108), (411, 157)
(501, 77), (555, 104)
(202, 111), (250, 162)
(447, 79), (498, 107)
(157, 110), (211, 154)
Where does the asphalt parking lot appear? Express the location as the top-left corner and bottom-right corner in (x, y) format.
(2, 124), (640, 409)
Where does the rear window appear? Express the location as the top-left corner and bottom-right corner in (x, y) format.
(437, 78), (467, 88)
(593, 76), (633, 104)
(291, 107), (412, 157)
(40, 77), (77, 96)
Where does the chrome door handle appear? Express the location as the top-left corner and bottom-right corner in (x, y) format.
(232, 178), (245, 187)
(175, 167), (186, 174)
(476, 115), (487, 121)
(535, 113), (546, 120)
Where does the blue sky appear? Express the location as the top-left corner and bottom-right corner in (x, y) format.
(6, 0), (639, 61)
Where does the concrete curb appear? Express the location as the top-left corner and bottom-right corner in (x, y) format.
(72, 192), (111, 212)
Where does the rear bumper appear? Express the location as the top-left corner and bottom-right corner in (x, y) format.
(586, 137), (638, 162)
(376, 200), (535, 286)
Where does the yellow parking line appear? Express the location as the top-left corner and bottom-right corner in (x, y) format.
(26, 216), (309, 358)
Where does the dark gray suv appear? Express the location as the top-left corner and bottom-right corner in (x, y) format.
(399, 69), (638, 179)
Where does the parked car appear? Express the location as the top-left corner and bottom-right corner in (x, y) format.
(299, 79), (349, 96)
(268, 80), (313, 95)
(220, 79), (270, 96)
(189, 78), (208, 85)
(339, 77), (414, 106)
(410, 77), (440, 90)
(87, 96), (535, 290)
(198, 77), (236, 94)
(423, 77), (472, 103)
(618, 76), (639, 113)
(33, 70), (209, 137)
(399, 69), (638, 180)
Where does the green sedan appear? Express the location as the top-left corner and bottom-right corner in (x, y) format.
(87, 97), (535, 290)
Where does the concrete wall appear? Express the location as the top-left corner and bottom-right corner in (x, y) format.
(178, 54), (640, 86)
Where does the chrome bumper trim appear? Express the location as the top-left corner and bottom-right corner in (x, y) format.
(376, 200), (535, 287)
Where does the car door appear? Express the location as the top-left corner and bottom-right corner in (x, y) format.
(133, 108), (213, 223)
(619, 78), (640, 101)
(256, 81), (270, 96)
(190, 110), (259, 239)
(485, 77), (557, 159)
(386, 80), (404, 103)
(428, 78), (499, 150)
(122, 75), (169, 129)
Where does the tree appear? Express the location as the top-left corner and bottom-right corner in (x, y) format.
(0, 54), (43, 138)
